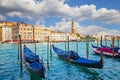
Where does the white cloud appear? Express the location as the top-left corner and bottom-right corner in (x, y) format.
(50, 21), (120, 36)
(92, 8), (120, 24)
(7, 11), (22, 17)
(0, 0), (120, 25)
(0, 15), (6, 20)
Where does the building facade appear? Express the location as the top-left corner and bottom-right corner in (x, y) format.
(2, 26), (12, 42)
(0, 21), (16, 42)
(71, 19), (77, 35)
(33, 26), (51, 42)
(12, 22), (34, 42)
(0, 21), (79, 43)
(51, 31), (67, 42)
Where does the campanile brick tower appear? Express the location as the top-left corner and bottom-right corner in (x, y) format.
(71, 19), (77, 34)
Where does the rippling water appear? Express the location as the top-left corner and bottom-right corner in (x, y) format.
(0, 41), (120, 80)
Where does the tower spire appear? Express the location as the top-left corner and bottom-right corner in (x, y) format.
(71, 18), (76, 34)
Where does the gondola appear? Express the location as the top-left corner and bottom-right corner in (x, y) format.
(52, 45), (103, 69)
(102, 45), (120, 53)
(92, 44), (120, 58)
(23, 45), (45, 79)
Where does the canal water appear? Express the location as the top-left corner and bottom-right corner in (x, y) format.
(0, 41), (120, 80)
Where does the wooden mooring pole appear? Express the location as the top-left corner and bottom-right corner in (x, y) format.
(112, 37), (115, 57)
(118, 37), (119, 47)
(86, 37), (89, 59)
(76, 38), (78, 53)
(105, 37), (107, 46)
(50, 40), (52, 57)
(65, 40), (66, 51)
(97, 38), (98, 47)
(68, 36), (70, 61)
(19, 35), (23, 72)
(35, 42), (36, 54)
(18, 41), (19, 60)
(47, 36), (50, 70)
(100, 35), (103, 64)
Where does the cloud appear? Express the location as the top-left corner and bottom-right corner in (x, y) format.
(0, 0), (120, 25)
(7, 11), (22, 17)
(50, 21), (120, 36)
(92, 8), (120, 24)
(0, 15), (6, 20)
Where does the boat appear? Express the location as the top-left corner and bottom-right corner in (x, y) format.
(102, 45), (120, 53)
(23, 45), (45, 79)
(92, 44), (120, 58)
(52, 45), (103, 69)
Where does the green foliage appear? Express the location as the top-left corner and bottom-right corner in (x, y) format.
(76, 33), (83, 39)
(85, 35), (96, 40)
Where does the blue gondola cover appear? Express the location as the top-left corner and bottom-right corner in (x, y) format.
(24, 45), (39, 62)
(30, 61), (42, 71)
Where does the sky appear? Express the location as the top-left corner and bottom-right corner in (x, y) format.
(0, 0), (120, 36)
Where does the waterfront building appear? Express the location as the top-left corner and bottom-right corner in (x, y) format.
(42, 28), (51, 41)
(12, 22), (33, 42)
(0, 21), (16, 42)
(51, 31), (67, 42)
(33, 26), (51, 42)
(70, 33), (77, 41)
(0, 20), (79, 43)
(92, 34), (113, 41)
(33, 26), (43, 42)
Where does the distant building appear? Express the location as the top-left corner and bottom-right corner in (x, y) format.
(51, 31), (67, 41)
(70, 33), (77, 41)
(33, 26), (51, 42)
(92, 34), (113, 41)
(0, 21), (80, 43)
(0, 21), (16, 42)
(71, 19), (77, 35)
(70, 18), (78, 41)
(12, 22), (34, 42)
(33, 26), (43, 41)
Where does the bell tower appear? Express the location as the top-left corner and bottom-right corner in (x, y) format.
(71, 19), (76, 34)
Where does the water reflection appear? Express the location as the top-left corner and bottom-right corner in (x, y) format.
(57, 57), (103, 80)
